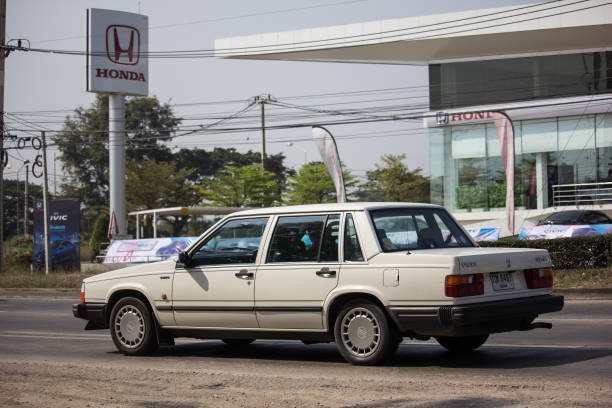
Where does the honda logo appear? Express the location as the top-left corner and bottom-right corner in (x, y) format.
(436, 112), (449, 125)
(105, 25), (140, 65)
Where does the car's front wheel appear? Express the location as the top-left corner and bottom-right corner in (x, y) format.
(110, 297), (158, 355)
(435, 334), (489, 352)
(334, 300), (398, 365)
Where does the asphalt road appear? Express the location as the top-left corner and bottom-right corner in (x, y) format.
(0, 297), (611, 407)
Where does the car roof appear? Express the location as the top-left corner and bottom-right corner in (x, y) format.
(546, 210), (583, 219)
(227, 202), (443, 217)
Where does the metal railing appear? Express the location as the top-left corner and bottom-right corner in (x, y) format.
(552, 182), (612, 206)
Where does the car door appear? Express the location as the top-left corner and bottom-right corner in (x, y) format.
(255, 214), (340, 329)
(172, 217), (270, 328)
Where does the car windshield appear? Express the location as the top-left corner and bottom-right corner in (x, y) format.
(370, 208), (475, 252)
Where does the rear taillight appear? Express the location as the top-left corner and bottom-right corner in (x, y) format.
(445, 273), (484, 297)
(524, 267), (553, 289)
(80, 283), (85, 303)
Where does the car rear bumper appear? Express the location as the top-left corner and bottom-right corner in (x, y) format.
(387, 294), (564, 337)
(73, 302), (108, 329)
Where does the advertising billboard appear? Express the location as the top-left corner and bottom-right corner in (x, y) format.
(465, 227), (501, 242)
(33, 200), (81, 269)
(87, 8), (149, 96)
(103, 237), (197, 264)
(519, 224), (612, 240)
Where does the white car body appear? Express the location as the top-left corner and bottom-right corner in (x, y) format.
(74, 203), (563, 364)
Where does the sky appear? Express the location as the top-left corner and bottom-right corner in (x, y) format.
(3, 0), (540, 189)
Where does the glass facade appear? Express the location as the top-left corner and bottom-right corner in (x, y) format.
(429, 52), (612, 110)
(430, 114), (612, 212)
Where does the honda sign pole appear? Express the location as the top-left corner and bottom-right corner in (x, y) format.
(109, 94), (126, 237)
(88, 9), (149, 240)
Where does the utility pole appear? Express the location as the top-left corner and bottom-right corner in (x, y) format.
(24, 160), (29, 238)
(0, 0), (6, 273)
(53, 152), (56, 197)
(41, 132), (51, 275)
(253, 94), (274, 170)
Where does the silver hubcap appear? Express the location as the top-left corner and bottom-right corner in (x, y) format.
(114, 305), (145, 349)
(341, 307), (380, 358)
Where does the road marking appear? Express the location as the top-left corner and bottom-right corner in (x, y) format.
(0, 330), (109, 341)
(0, 333), (110, 341)
(2, 330), (108, 337)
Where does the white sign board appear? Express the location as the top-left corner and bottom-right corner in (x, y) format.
(87, 9), (149, 96)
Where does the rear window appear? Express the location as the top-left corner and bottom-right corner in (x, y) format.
(370, 208), (474, 252)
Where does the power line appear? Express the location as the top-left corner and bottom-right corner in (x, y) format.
(31, 0), (371, 45)
(7, 0), (600, 59)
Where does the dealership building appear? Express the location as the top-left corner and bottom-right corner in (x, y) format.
(216, 0), (612, 234)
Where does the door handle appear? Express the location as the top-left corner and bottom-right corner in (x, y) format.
(235, 269), (254, 279)
(316, 267), (336, 278)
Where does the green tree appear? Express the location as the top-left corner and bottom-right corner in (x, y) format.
(284, 162), (356, 204)
(126, 160), (198, 236)
(89, 214), (109, 256)
(199, 164), (279, 208)
(359, 154), (430, 202)
(57, 94), (180, 208)
(174, 147), (292, 190)
(2, 178), (42, 239)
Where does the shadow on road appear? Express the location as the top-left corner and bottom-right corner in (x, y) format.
(339, 397), (512, 408)
(145, 340), (612, 369)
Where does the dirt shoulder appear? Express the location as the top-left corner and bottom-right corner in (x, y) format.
(1, 358), (610, 408)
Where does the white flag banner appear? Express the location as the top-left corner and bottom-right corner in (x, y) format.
(312, 126), (346, 203)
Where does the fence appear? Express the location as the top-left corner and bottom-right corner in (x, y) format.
(552, 182), (612, 206)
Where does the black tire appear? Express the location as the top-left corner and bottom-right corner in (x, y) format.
(333, 299), (398, 365)
(110, 297), (158, 355)
(436, 334), (489, 352)
(221, 339), (254, 346)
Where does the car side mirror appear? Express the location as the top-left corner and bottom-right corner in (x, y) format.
(177, 251), (193, 267)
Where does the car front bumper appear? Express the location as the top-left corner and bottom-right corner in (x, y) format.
(73, 302), (108, 329)
(387, 294), (564, 337)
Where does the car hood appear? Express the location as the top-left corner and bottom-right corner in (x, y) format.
(84, 259), (176, 283)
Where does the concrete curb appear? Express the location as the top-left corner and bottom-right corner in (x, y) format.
(1, 287), (611, 300)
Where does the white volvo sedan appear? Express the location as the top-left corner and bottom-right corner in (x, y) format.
(74, 203), (563, 365)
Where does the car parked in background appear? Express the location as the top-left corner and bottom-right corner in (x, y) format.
(537, 210), (611, 226)
(74, 203), (563, 365)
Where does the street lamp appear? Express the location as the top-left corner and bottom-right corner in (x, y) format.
(286, 142), (308, 165)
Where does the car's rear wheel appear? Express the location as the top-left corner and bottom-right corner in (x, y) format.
(221, 339), (254, 346)
(334, 300), (398, 365)
(435, 334), (489, 352)
(110, 297), (158, 355)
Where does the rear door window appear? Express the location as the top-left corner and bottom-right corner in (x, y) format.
(267, 214), (340, 263)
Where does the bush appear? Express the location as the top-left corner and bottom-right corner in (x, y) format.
(487, 181), (528, 208)
(456, 185), (486, 210)
(89, 214), (109, 256)
(2, 235), (33, 274)
(479, 234), (612, 269)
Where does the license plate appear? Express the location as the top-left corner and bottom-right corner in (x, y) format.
(491, 272), (514, 291)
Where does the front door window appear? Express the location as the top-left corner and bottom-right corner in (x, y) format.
(191, 217), (269, 266)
